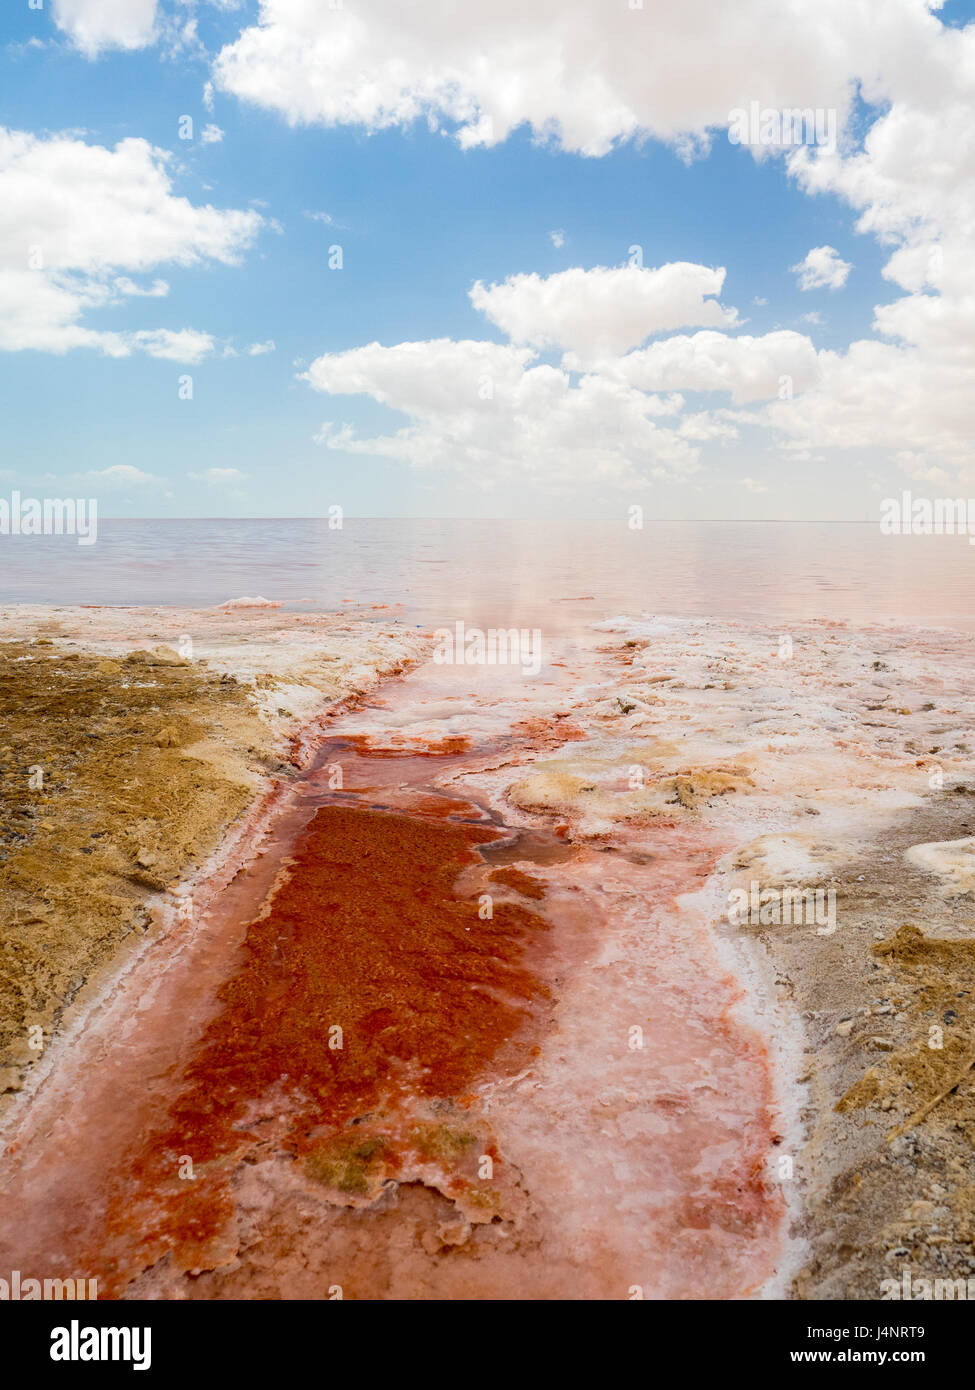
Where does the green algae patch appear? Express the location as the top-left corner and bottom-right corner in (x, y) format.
(303, 1123), (492, 1213)
(305, 1134), (390, 1198)
(407, 1122), (480, 1164)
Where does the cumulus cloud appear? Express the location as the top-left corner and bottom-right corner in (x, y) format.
(310, 349), (702, 493)
(763, 336), (975, 471)
(55, 0), (944, 175)
(305, 339), (536, 417)
(208, 0), (933, 154)
(301, 270), (766, 490)
(588, 329), (821, 405)
(300, 245), (974, 494)
(0, 127), (263, 359)
(52, 0), (159, 56)
(792, 245), (852, 291)
(469, 263), (738, 361)
(765, 18), (975, 480)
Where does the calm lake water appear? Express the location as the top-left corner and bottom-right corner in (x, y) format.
(1, 519), (973, 633)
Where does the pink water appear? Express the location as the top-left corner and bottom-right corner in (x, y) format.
(2, 518), (974, 632)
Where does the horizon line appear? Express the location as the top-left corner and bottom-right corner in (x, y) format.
(85, 515), (882, 525)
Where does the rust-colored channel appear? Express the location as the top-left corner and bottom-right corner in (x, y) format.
(48, 739), (562, 1296)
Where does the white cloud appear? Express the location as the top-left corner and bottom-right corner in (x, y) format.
(209, 0), (925, 155)
(301, 222), (975, 494)
(769, 20), (975, 482)
(161, 14), (205, 61)
(550, 229), (565, 248)
(298, 269), (846, 490)
(247, 339), (276, 355)
(303, 210), (334, 225)
(189, 467), (249, 484)
(677, 411), (738, 442)
(792, 245), (852, 291)
(738, 477), (768, 493)
(0, 127), (263, 360)
(301, 259), (747, 494)
(305, 336), (703, 491)
(200, 124), (225, 145)
(0, 129), (259, 271)
(113, 276), (170, 298)
(305, 339), (536, 416)
(82, 464), (164, 488)
(131, 328), (215, 363)
(470, 263), (738, 361)
(762, 336), (975, 476)
(52, 0), (159, 57)
(594, 328), (821, 404)
(895, 450), (950, 485)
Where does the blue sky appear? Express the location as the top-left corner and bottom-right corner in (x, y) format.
(1, 0), (973, 519)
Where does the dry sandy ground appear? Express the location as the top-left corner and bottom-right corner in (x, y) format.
(1, 605), (973, 1299)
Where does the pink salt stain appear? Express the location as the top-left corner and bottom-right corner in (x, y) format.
(467, 831), (786, 1299)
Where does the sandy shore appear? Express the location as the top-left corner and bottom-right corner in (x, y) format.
(1, 604), (973, 1298)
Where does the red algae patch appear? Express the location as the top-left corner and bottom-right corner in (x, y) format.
(88, 796), (553, 1294)
(488, 866), (547, 899)
(177, 801), (550, 1124)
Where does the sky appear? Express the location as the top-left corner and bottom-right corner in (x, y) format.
(1, 0), (974, 520)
